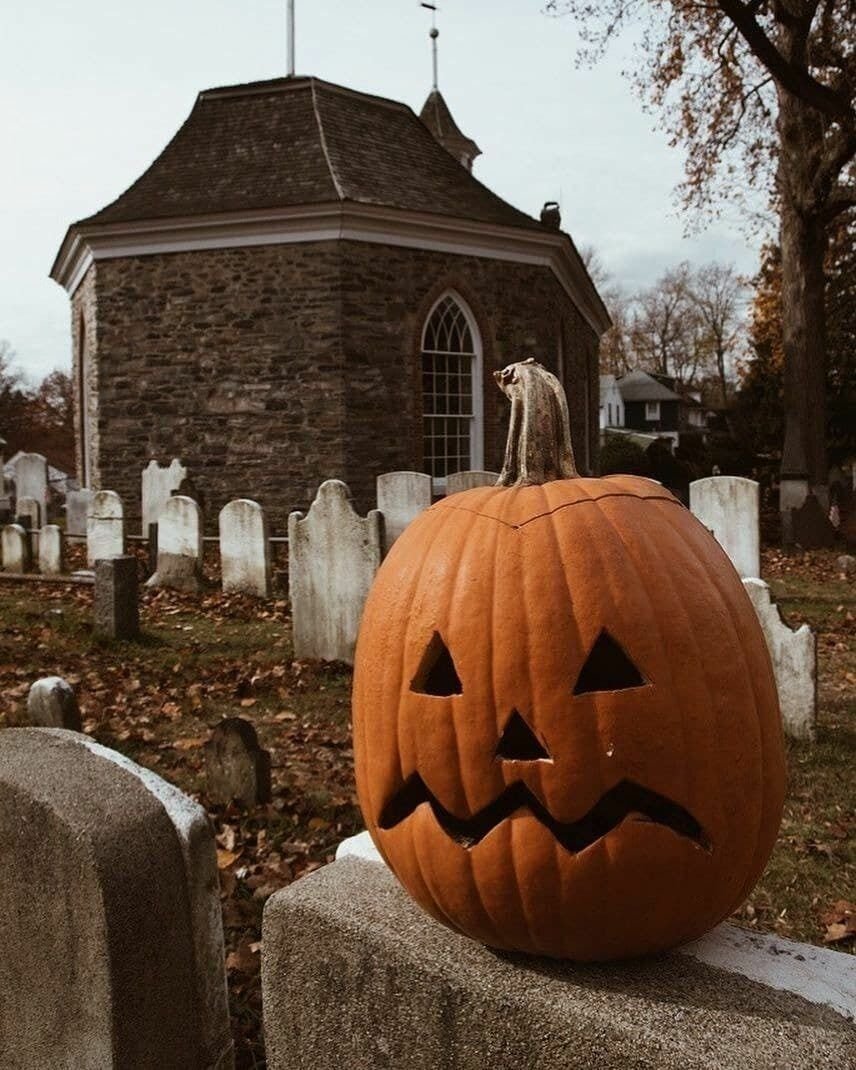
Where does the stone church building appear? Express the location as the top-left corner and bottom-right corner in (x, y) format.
(51, 75), (610, 528)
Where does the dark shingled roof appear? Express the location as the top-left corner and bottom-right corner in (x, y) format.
(617, 370), (684, 403)
(73, 76), (541, 232)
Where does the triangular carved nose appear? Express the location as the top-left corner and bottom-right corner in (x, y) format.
(496, 710), (550, 762)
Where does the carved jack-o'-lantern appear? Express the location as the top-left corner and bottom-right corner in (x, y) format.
(353, 360), (785, 960)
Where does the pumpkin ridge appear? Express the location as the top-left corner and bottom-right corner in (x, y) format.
(652, 500), (783, 922)
(385, 508), (465, 928)
(610, 498), (761, 939)
(587, 494), (702, 939)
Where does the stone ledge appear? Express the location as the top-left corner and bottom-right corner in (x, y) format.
(335, 831), (856, 1023)
(262, 857), (855, 1070)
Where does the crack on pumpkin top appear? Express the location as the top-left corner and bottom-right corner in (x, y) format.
(434, 490), (683, 530)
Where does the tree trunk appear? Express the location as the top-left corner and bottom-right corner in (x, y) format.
(776, 44), (829, 498)
(779, 196), (828, 489)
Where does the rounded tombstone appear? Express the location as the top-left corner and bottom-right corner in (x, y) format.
(352, 360), (785, 961)
(27, 677), (81, 731)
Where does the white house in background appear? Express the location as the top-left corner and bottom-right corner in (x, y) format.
(599, 375), (625, 430)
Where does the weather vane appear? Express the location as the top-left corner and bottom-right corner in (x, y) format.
(421, 2), (439, 91)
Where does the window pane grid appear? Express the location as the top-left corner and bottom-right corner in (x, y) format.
(422, 297), (476, 479)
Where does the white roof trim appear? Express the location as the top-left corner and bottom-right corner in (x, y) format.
(51, 203), (611, 336)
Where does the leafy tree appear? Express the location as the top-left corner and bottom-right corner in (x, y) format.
(547, 0), (855, 494)
(0, 341), (75, 470)
(630, 262), (713, 387)
(689, 262), (745, 404)
(735, 222), (855, 466)
(0, 341), (33, 455)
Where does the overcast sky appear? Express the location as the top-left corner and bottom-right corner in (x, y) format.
(1, 0), (768, 381)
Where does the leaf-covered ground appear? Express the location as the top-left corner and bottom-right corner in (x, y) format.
(0, 546), (852, 1067)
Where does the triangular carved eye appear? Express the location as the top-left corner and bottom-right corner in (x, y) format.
(496, 710), (550, 761)
(574, 630), (646, 694)
(411, 633), (462, 696)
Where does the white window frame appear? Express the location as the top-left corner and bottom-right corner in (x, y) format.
(421, 291), (484, 491)
(645, 401), (661, 421)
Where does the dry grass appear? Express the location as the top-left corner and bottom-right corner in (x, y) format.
(0, 546), (852, 1065)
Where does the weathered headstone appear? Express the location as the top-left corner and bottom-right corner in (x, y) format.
(26, 677), (81, 730)
(289, 480), (382, 663)
(376, 471), (432, 554)
(836, 554), (856, 576)
(0, 729), (233, 1069)
(689, 476), (761, 578)
(38, 524), (64, 576)
(147, 495), (203, 592)
(219, 499), (271, 598)
(445, 470), (500, 495)
(87, 489), (124, 567)
(2, 524), (31, 573)
(94, 556), (140, 640)
(743, 579), (816, 740)
(261, 853), (856, 1070)
(205, 717), (272, 807)
(789, 492), (835, 549)
(142, 458), (187, 535)
(65, 488), (94, 542)
(14, 452), (48, 513)
(16, 496), (41, 530)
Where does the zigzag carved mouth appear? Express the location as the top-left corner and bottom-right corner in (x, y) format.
(379, 775), (711, 853)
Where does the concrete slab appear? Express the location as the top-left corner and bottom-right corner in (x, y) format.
(262, 857), (855, 1070)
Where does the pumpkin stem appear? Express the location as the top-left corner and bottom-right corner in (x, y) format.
(494, 359), (579, 486)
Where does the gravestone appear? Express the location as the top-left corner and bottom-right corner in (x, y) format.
(288, 480), (382, 663)
(2, 524), (31, 573)
(743, 579), (816, 740)
(689, 476), (760, 578)
(205, 718), (272, 807)
(262, 854), (855, 1070)
(219, 499), (271, 598)
(376, 471), (432, 555)
(14, 452), (48, 513)
(0, 729), (233, 1069)
(147, 495), (202, 592)
(16, 496), (41, 530)
(789, 492), (835, 549)
(65, 488), (94, 542)
(445, 470), (500, 495)
(87, 490), (124, 567)
(94, 556), (140, 640)
(26, 677), (81, 730)
(142, 458), (187, 535)
(38, 524), (64, 576)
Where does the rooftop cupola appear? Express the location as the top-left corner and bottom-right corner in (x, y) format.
(419, 90), (482, 172)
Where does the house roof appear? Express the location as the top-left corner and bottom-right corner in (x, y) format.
(617, 370), (683, 403)
(51, 75), (611, 335)
(71, 77), (535, 232)
(419, 90), (481, 164)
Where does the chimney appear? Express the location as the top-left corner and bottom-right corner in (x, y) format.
(540, 201), (561, 229)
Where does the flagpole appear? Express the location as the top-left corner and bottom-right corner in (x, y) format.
(288, 0), (296, 76)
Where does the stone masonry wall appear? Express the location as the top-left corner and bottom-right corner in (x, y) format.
(79, 240), (600, 529)
(340, 242), (599, 508)
(87, 244), (346, 532)
(71, 266), (100, 489)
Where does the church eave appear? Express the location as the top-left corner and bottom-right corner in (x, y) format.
(50, 202), (611, 336)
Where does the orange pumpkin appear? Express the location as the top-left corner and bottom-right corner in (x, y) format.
(353, 359), (785, 960)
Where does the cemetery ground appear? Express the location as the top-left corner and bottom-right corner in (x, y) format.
(0, 548), (853, 1067)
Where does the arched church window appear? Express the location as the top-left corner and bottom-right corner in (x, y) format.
(421, 293), (483, 487)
